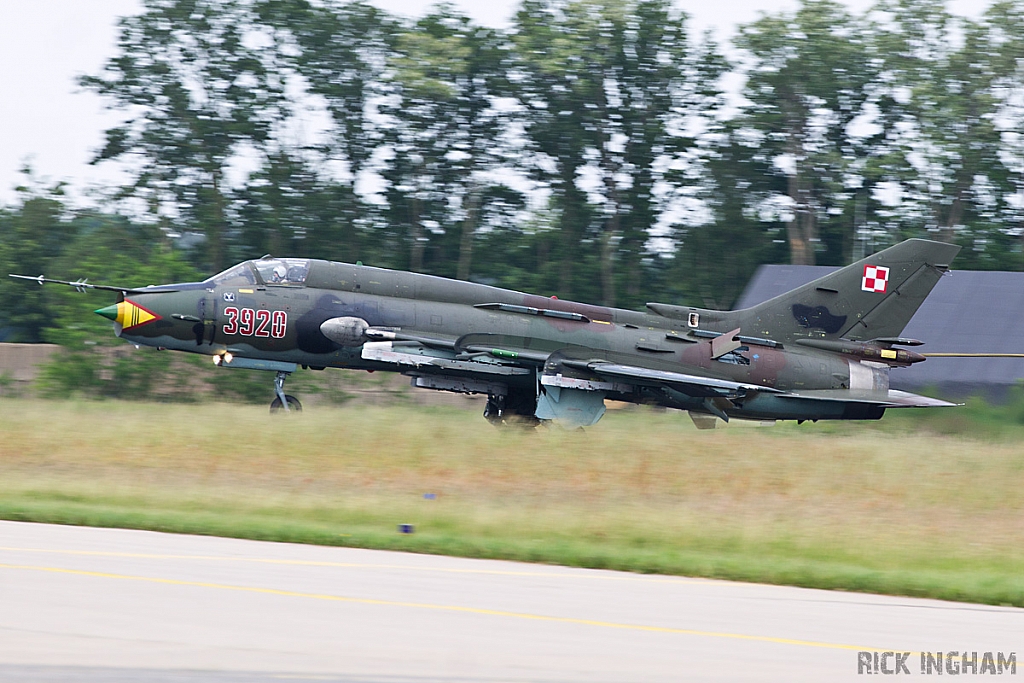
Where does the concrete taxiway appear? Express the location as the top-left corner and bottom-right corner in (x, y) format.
(0, 521), (1019, 682)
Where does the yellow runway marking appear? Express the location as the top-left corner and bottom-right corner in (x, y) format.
(0, 561), (893, 654)
(0, 546), (725, 585)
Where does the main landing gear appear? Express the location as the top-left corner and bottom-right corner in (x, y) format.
(483, 394), (506, 426)
(270, 370), (302, 413)
(483, 390), (539, 428)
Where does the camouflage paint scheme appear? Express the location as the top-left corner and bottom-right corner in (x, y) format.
(14, 239), (961, 427)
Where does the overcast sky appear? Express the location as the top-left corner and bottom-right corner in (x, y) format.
(0, 0), (987, 206)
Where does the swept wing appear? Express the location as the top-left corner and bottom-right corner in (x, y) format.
(561, 360), (781, 398)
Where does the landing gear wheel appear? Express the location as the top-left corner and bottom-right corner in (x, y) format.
(483, 391), (540, 428)
(270, 395), (302, 413)
(483, 395), (505, 426)
(270, 370), (300, 413)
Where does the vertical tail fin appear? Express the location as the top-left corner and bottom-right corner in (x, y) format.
(736, 239), (961, 342)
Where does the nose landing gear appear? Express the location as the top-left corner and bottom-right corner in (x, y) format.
(271, 370), (302, 413)
(212, 355), (302, 412)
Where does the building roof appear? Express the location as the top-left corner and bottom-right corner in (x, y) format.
(735, 266), (1024, 399)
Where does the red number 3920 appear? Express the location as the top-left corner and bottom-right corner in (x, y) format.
(223, 307), (287, 339)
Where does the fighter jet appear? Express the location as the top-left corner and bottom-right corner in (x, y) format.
(11, 238), (961, 427)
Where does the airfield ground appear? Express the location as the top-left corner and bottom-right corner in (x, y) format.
(0, 399), (1021, 606)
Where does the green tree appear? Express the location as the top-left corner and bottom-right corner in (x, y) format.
(671, 133), (789, 309)
(875, 0), (1024, 268)
(985, 0), (1024, 264)
(0, 174), (73, 342)
(382, 5), (523, 279)
(262, 0), (397, 265)
(513, 0), (708, 307)
(735, 0), (878, 265)
(231, 150), (325, 261)
(81, 0), (288, 271)
(37, 216), (201, 399)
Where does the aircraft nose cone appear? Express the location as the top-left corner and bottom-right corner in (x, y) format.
(93, 298), (161, 330)
(95, 303), (120, 322)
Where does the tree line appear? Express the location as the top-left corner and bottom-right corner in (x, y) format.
(3, 0), (1024, 347)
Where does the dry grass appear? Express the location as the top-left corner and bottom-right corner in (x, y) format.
(1, 399), (1022, 604)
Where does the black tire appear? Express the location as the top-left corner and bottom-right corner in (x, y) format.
(270, 395), (302, 413)
(483, 396), (505, 426)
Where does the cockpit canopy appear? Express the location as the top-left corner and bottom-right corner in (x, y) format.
(206, 258), (310, 287)
(253, 258), (310, 285)
(206, 263), (257, 287)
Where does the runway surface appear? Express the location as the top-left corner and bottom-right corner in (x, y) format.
(0, 521), (1020, 682)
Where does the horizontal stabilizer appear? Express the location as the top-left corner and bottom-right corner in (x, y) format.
(785, 389), (960, 408)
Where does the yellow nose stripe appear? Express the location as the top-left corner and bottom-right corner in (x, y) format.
(117, 300), (158, 329)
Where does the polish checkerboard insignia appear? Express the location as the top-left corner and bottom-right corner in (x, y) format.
(861, 264), (889, 293)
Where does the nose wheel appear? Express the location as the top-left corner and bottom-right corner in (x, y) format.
(271, 395), (302, 413)
(271, 370), (302, 413)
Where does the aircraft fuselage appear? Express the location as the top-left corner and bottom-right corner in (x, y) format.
(113, 258), (895, 422)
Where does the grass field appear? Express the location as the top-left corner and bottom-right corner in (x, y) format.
(1, 399), (1022, 606)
